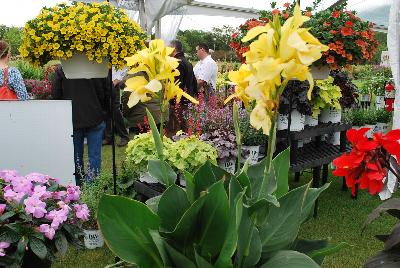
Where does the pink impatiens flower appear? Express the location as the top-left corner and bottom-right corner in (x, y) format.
(0, 242), (10, 256)
(24, 196), (47, 218)
(4, 187), (25, 203)
(32, 185), (51, 200)
(65, 185), (81, 202)
(11, 176), (32, 195)
(39, 224), (56, 240)
(52, 191), (66, 200)
(25, 173), (49, 184)
(0, 204), (6, 215)
(0, 170), (18, 182)
(46, 208), (69, 229)
(74, 204), (89, 221)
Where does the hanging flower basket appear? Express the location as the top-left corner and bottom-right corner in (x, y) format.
(61, 53), (108, 79)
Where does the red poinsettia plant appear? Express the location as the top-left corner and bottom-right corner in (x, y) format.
(305, 5), (378, 68)
(333, 128), (400, 197)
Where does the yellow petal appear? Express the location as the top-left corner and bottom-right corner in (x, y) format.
(250, 102), (271, 135)
(306, 72), (314, 100)
(145, 79), (162, 93)
(180, 91), (199, 104)
(242, 25), (270, 42)
(252, 57), (283, 83)
(288, 31), (308, 52)
(127, 92), (141, 108)
(125, 76), (148, 90)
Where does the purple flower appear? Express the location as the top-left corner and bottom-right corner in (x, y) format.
(0, 204), (6, 215)
(39, 224), (56, 240)
(11, 176), (32, 195)
(0, 170), (18, 182)
(46, 208), (68, 229)
(65, 185), (81, 202)
(32, 185), (51, 200)
(74, 204), (89, 221)
(0, 242), (10, 256)
(24, 196), (47, 218)
(25, 173), (49, 184)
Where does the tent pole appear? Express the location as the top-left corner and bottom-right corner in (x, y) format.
(155, 19), (161, 39)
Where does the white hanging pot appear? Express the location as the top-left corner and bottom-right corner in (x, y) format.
(305, 115), (318, 127)
(375, 96), (385, 109)
(179, 177), (186, 187)
(139, 172), (158, 184)
(376, 122), (388, 134)
(277, 113), (289, 130)
(61, 53), (109, 79)
(290, 110), (305, 131)
(319, 109), (342, 124)
(310, 65), (330, 80)
(218, 158), (236, 174)
(84, 229), (104, 249)
(242, 145), (260, 165)
(330, 132), (341, 145)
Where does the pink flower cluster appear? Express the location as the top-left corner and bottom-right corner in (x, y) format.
(0, 170), (89, 246)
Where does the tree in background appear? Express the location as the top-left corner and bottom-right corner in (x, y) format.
(0, 25), (23, 56)
(373, 31), (388, 65)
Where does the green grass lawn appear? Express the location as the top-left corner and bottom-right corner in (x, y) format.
(53, 140), (395, 268)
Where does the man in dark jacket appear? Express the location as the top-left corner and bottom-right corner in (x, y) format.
(52, 66), (110, 184)
(167, 40), (197, 135)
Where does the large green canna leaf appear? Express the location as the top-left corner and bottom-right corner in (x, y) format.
(235, 207), (262, 268)
(235, 170), (252, 198)
(260, 184), (309, 257)
(272, 148), (290, 199)
(148, 159), (177, 186)
(259, 250), (319, 268)
(247, 159), (277, 203)
(198, 181), (230, 258)
(193, 161), (217, 198)
(300, 183), (330, 224)
(215, 180), (244, 268)
(164, 241), (196, 268)
(97, 195), (163, 268)
(195, 250), (214, 268)
(158, 185), (190, 232)
(182, 171), (195, 204)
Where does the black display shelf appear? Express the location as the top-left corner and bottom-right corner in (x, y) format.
(277, 123), (352, 141)
(134, 181), (164, 199)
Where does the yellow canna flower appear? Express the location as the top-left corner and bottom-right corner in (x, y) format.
(225, 64), (251, 106)
(124, 76), (162, 108)
(250, 101), (272, 135)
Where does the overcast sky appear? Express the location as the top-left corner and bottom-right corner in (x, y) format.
(0, 0), (391, 31)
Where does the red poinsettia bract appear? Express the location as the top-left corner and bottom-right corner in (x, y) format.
(333, 128), (400, 196)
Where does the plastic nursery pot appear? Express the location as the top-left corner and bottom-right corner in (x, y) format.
(305, 115), (318, 127)
(139, 172), (158, 184)
(319, 109), (342, 124)
(375, 96), (385, 110)
(277, 113), (289, 130)
(290, 110), (305, 131)
(218, 158), (236, 174)
(84, 229), (105, 250)
(376, 122), (388, 134)
(310, 65), (330, 80)
(330, 132), (341, 146)
(242, 145), (260, 165)
(61, 53), (108, 79)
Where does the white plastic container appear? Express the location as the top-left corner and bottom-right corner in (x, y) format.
(61, 53), (108, 79)
(277, 113), (289, 130)
(319, 109), (342, 124)
(305, 115), (318, 127)
(290, 110), (305, 131)
(310, 65), (330, 80)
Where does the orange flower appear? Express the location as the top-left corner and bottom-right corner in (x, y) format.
(328, 43), (337, 50)
(326, 55), (335, 64)
(356, 39), (366, 47)
(324, 21), (332, 27)
(282, 12), (289, 19)
(330, 30), (338, 35)
(341, 27), (353, 36)
(272, 9), (281, 15)
(332, 11), (340, 18)
(345, 21), (354, 27)
(284, 2), (290, 8)
(361, 31), (369, 39)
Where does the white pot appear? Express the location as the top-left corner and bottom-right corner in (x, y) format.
(364, 124), (376, 138)
(219, 159), (236, 174)
(305, 115), (318, 127)
(330, 132), (341, 145)
(377, 122), (388, 134)
(298, 139), (304, 148)
(242, 145), (260, 165)
(375, 96), (385, 110)
(61, 53), (108, 79)
(277, 113), (289, 130)
(290, 110), (305, 131)
(179, 177), (186, 187)
(84, 230), (104, 249)
(139, 172), (158, 184)
(360, 94), (371, 102)
(310, 65), (330, 80)
(319, 109), (342, 124)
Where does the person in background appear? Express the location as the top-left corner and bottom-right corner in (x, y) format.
(167, 40), (197, 135)
(52, 66), (110, 184)
(0, 40), (29, 100)
(103, 67), (130, 147)
(193, 43), (218, 96)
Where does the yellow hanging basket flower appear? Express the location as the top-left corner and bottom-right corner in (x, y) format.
(19, 2), (146, 69)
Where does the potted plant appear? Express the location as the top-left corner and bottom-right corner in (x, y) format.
(312, 76), (342, 123)
(363, 109), (377, 138)
(0, 170), (89, 267)
(330, 70), (359, 110)
(277, 95), (290, 130)
(351, 109), (366, 129)
(19, 2), (146, 78)
(375, 109), (391, 134)
(201, 129), (237, 174)
(125, 133), (174, 184)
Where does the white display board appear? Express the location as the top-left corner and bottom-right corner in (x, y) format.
(0, 100), (75, 185)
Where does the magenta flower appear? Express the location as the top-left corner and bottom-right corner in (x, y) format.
(0, 204), (6, 215)
(11, 176), (32, 195)
(52, 191), (66, 200)
(4, 187), (25, 203)
(25, 173), (49, 184)
(46, 209), (68, 229)
(74, 204), (89, 221)
(65, 185), (81, 202)
(24, 196), (47, 218)
(39, 224), (56, 240)
(0, 170), (18, 183)
(32, 185), (51, 200)
(0, 242), (10, 256)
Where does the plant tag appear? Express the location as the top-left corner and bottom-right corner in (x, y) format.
(84, 230), (104, 249)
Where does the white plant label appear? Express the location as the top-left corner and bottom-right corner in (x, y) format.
(84, 230), (104, 249)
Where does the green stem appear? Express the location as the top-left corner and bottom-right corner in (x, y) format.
(264, 112), (278, 179)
